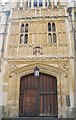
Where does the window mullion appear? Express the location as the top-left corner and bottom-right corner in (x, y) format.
(37, 0), (39, 7)
(51, 33), (53, 43)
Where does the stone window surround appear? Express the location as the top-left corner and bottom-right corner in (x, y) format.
(18, 0), (58, 9)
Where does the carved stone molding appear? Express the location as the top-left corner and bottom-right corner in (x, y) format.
(58, 61), (69, 78)
(7, 56), (73, 62)
(9, 64), (17, 71)
(58, 61), (68, 71)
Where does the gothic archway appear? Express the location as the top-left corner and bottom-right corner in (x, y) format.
(19, 73), (58, 117)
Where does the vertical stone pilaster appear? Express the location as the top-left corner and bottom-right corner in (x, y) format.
(31, 0), (33, 8)
(43, 0), (45, 8)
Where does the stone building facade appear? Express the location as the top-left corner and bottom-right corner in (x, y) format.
(0, 0), (75, 118)
(0, 1), (11, 119)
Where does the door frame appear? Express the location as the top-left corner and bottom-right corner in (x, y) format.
(9, 63), (66, 117)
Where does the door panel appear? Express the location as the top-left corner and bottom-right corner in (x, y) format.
(23, 90), (38, 116)
(40, 95), (43, 114)
(19, 73), (58, 117)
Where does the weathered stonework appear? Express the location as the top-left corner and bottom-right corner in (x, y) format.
(1, 1), (75, 118)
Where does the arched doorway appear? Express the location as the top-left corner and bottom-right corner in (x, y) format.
(19, 73), (58, 117)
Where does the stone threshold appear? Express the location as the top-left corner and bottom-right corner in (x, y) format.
(1, 117), (75, 120)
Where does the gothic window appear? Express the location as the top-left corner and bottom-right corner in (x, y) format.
(48, 0), (51, 6)
(48, 33), (52, 43)
(53, 33), (56, 43)
(25, 24), (28, 32)
(24, 34), (28, 43)
(48, 23), (51, 32)
(34, 0), (37, 7)
(20, 23), (28, 44)
(29, 0), (31, 7)
(52, 22), (56, 31)
(34, 0), (42, 7)
(20, 34), (24, 44)
(21, 24), (24, 33)
(26, 1), (28, 7)
(25, 0), (53, 8)
(18, 0), (24, 9)
(45, 0), (47, 6)
(48, 22), (57, 44)
(39, 0), (42, 6)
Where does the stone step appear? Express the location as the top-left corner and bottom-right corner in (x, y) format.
(1, 117), (58, 120)
(1, 117), (75, 120)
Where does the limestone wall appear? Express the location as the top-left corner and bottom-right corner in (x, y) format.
(2, 6), (75, 118)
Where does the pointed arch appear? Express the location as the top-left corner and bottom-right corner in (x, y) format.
(21, 24), (24, 33)
(52, 22), (56, 32)
(25, 23), (28, 32)
(20, 34), (24, 44)
(48, 33), (52, 43)
(24, 34), (28, 43)
(53, 33), (56, 43)
(48, 23), (51, 32)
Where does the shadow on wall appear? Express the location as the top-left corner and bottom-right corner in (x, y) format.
(66, 107), (75, 118)
(0, 106), (5, 119)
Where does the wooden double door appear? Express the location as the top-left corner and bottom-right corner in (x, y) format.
(19, 73), (58, 117)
